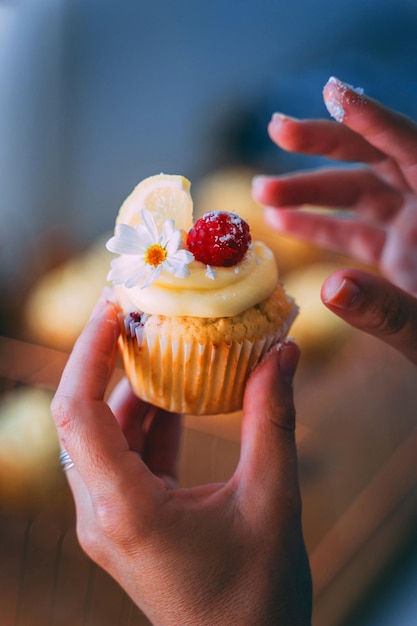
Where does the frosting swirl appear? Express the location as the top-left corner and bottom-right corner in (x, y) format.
(114, 240), (278, 318)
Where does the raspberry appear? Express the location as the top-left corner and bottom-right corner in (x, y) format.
(186, 211), (252, 267)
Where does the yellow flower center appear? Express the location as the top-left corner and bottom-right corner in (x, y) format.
(145, 243), (167, 267)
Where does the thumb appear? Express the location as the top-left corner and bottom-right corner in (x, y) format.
(322, 268), (417, 365)
(235, 340), (302, 520)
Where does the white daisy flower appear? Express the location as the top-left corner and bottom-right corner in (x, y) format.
(106, 209), (194, 289)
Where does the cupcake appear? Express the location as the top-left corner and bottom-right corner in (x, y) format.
(106, 173), (297, 415)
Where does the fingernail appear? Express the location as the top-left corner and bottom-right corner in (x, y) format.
(270, 112), (289, 125)
(323, 76), (364, 123)
(268, 112), (296, 132)
(322, 276), (362, 310)
(278, 338), (300, 385)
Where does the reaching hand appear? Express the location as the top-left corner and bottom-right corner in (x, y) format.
(51, 301), (312, 626)
(252, 76), (417, 364)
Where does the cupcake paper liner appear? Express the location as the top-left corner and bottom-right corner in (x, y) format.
(118, 305), (297, 415)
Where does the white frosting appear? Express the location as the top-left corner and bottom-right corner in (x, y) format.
(114, 241), (278, 317)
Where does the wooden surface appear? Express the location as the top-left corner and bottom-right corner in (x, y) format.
(0, 332), (416, 626)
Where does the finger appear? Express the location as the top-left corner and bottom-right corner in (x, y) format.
(108, 377), (152, 453)
(108, 379), (181, 485)
(267, 112), (384, 164)
(323, 77), (417, 192)
(59, 450), (107, 563)
(51, 302), (129, 470)
(56, 301), (120, 401)
(252, 168), (402, 223)
(321, 268), (417, 364)
(51, 305), (159, 508)
(143, 409), (182, 487)
(64, 465), (96, 528)
(381, 200), (417, 296)
(263, 206), (386, 267)
(235, 340), (302, 521)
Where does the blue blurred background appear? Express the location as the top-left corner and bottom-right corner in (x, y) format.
(1, 1), (417, 624)
(1, 0), (417, 298)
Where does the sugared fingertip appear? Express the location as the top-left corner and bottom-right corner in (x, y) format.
(323, 76), (365, 123)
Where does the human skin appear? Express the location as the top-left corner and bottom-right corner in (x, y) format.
(50, 301), (312, 626)
(252, 76), (417, 365)
(50, 77), (417, 625)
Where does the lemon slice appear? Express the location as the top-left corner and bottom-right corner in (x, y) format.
(116, 174), (194, 231)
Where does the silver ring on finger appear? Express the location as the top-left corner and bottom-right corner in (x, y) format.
(59, 448), (75, 472)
